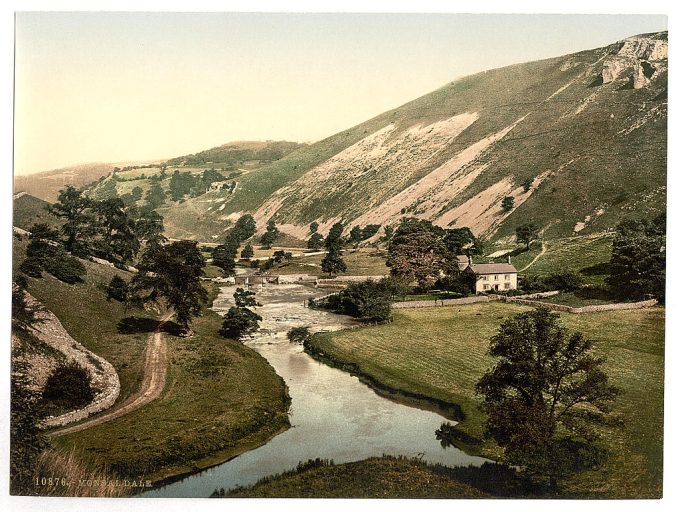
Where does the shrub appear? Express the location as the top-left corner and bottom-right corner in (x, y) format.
(42, 363), (94, 410)
(315, 279), (393, 322)
(106, 275), (129, 302)
(219, 306), (262, 340)
(43, 251), (86, 284)
(287, 326), (311, 344)
(19, 257), (43, 278)
(543, 271), (583, 292)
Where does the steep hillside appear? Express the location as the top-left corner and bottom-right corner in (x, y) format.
(163, 140), (306, 167)
(12, 193), (61, 231)
(147, 32), (665, 243)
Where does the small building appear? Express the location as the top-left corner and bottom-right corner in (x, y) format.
(234, 272), (280, 287)
(466, 261), (518, 293)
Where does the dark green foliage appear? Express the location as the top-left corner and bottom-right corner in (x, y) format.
(309, 221), (319, 234)
(260, 219), (279, 249)
(169, 170), (196, 201)
(241, 243), (254, 259)
(607, 213), (665, 302)
(212, 238), (239, 276)
(220, 306), (262, 340)
(145, 181), (166, 209)
(163, 140), (304, 167)
(93, 198), (140, 262)
(12, 283), (41, 332)
(522, 178), (534, 192)
(42, 251), (86, 284)
(307, 232), (324, 250)
(134, 209), (167, 247)
(131, 186), (144, 201)
(316, 279), (393, 322)
(43, 362), (95, 410)
(476, 309), (618, 492)
(10, 360), (47, 495)
(234, 287), (260, 307)
(132, 240), (208, 331)
(287, 326), (311, 344)
(19, 258), (43, 278)
(349, 225), (363, 244)
(515, 223), (540, 250)
(321, 222), (346, 276)
(387, 218), (457, 290)
(48, 186), (95, 253)
(107, 275), (130, 302)
(272, 250), (293, 263)
(435, 272), (476, 295)
(543, 271), (583, 292)
(501, 196), (515, 212)
(231, 214), (257, 242)
(443, 227), (477, 254)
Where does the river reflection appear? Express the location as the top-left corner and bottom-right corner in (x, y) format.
(143, 283), (487, 497)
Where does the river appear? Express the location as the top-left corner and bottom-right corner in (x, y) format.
(143, 282), (488, 497)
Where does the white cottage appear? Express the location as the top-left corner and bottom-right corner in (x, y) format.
(466, 261), (518, 293)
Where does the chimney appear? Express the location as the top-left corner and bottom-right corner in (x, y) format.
(507, 255), (511, 264)
(468, 255), (472, 266)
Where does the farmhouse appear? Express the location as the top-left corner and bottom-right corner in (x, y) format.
(467, 262), (518, 293)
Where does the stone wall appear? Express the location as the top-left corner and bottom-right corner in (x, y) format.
(24, 293), (121, 429)
(393, 295), (492, 309)
(499, 296), (658, 314)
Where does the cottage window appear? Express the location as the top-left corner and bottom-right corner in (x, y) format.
(482, 276), (488, 281)
(504, 283), (510, 289)
(505, 274), (510, 280)
(483, 284), (490, 290)
(494, 275), (499, 280)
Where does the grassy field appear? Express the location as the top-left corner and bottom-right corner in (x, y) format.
(224, 456), (505, 498)
(307, 303), (664, 498)
(12, 238), (291, 486)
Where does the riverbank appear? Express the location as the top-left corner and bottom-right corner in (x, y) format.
(305, 303), (665, 498)
(222, 455), (535, 498)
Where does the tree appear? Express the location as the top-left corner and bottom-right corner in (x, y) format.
(501, 196), (515, 212)
(234, 287), (260, 307)
(145, 181), (166, 209)
(321, 222), (346, 277)
(132, 240), (208, 334)
(220, 288), (262, 340)
(48, 186), (95, 254)
(231, 214), (257, 242)
(516, 223), (539, 250)
(43, 362), (94, 410)
(307, 232), (323, 250)
(134, 209), (167, 247)
(309, 221), (319, 234)
(287, 326), (311, 344)
(260, 219), (279, 249)
(107, 275), (130, 302)
(212, 234), (240, 276)
(349, 225), (364, 245)
(131, 186), (144, 202)
(315, 278), (393, 322)
(521, 178), (534, 192)
(386, 218), (456, 290)
(607, 213), (665, 302)
(241, 243), (254, 259)
(93, 198), (140, 262)
(476, 308), (618, 492)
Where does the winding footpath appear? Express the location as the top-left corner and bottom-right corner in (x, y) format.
(50, 310), (173, 437)
(518, 241), (547, 272)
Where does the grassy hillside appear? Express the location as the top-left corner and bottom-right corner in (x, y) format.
(163, 140), (306, 167)
(14, 163), (115, 202)
(92, 32), (665, 243)
(12, 238), (291, 486)
(13, 194), (61, 231)
(307, 304), (664, 498)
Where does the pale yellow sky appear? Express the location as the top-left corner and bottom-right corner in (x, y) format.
(14, 12), (667, 175)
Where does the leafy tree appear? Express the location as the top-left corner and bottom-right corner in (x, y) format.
(476, 308), (618, 492)
(260, 219), (279, 249)
(241, 243), (254, 259)
(380, 225), (395, 244)
(96, 178), (119, 200)
(543, 271), (582, 292)
(443, 227), (477, 255)
(107, 275), (130, 302)
(287, 326), (311, 344)
(234, 287), (260, 307)
(516, 223), (540, 250)
(212, 235), (240, 275)
(169, 170), (196, 201)
(316, 279), (392, 322)
(93, 198), (140, 262)
(231, 214), (257, 242)
(145, 181), (166, 209)
(349, 225), (364, 245)
(321, 222), (346, 277)
(361, 224), (381, 240)
(48, 186), (95, 254)
(131, 186), (144, 201)
(387, 218), (455, 290)
(134, 209), (167, 247)
(42, 251), (86, 284)
(220, 306), (262, 340)
(309, 221), (319, 234)
(521, 178), (534, 192)
(607, 213), (665, 302)
(132, 240), (208, 334)
(501, 196), (515, 212)
(307, 232), (324, 250)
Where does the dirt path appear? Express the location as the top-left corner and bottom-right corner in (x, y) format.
(518, 242), (547, 272)
(50, 311), (173, 437)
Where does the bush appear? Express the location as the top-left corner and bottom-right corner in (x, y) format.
(315, 279), (393, 322)
(106, 275), (129, 302)
(43, 251), (86, 284)
(19, 257), (43, 278)
(287, 326), (311, 344)
(543, 271), (583, 292)
(219, 306), (262, 340)
(42, 363), (94, 410)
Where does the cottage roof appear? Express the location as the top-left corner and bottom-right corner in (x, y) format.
(468, 263), (517, 275)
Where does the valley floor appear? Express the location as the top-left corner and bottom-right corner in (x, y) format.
(306, 303), (665, 498)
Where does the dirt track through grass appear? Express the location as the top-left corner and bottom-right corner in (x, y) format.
(50, 311), (173, 437)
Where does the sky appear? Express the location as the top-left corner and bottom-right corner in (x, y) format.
(13, 12), (668, 175)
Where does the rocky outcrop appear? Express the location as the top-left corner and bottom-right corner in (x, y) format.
(601, 35), (667, 88)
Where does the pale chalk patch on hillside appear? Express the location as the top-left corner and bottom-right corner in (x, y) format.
(349, 118), (524, 229)
(618, 104), (666, 136)
(437, 170), (552, 236)
(546, 80), (576, 100)
(573, 207), (607, 233)
(254, 113), (479, 233)
(276, 217), (343, 240)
